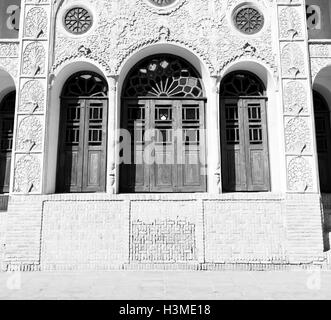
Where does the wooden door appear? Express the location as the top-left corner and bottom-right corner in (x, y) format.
(120, 99), (206, 193)
(57, 98), (107, 193)
(150, 100), (177, 192)
(0, 92), (15, 194)
(178, 100), (206, 192)
(315, 111), (331, 193)
(221, 98), (270, 192)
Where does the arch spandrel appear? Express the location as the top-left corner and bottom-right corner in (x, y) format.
(52, 0), (275, 79)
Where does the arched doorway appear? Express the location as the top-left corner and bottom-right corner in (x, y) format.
(120, 54), (207, 193)
(220, 71), (270, 192)
(313, 91), (331, 193)
(0, 91), (15, 193)
(56, 72), (108, 193)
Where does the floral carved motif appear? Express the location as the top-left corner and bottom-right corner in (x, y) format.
(24, 7), (48, 38)
(19, 80), (45, 113)
(22, 42), (46, 76)
(283, 81), (307, 114)
(285, 118), (311, 154)
(16, 116), (43, 152)
(14, 155), (41, 194)
(288, 157), (313, 192)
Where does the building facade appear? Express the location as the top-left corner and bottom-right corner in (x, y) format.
(0, 0), (330, 271)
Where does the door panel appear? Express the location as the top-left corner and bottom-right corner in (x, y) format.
(221, 98), (270, 192)
(121, 99), (207, 193)
(58, 100), (84, 193)
(221, 99), (247, 192)
(64, 150), (79, 188)
(150, 101), (177, 192)
(243, 100), (270, 191)
(120, 101), (149, 192)
(57, 99), (107, 193)
(178, 101), (206, 192)
(83, 100), (107, 192)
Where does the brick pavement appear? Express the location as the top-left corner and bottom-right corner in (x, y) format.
(0, 271), (330, 300)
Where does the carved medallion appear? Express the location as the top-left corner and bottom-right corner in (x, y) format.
(234, 6), (264, 34)
(148, 0), (176, 6)
(64, 7), (93, 35)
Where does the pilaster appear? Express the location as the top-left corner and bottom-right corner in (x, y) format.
(277, 0), (319, 193)
(10, 0), (52, 195)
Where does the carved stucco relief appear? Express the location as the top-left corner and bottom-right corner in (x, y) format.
(52, 0), (277, 76)
(13, 154), (41, 194)
(19, 80), (45, 113)
(0, 42), (19, 80)
(24, 6), (48, 38)
(281, 43), (306, 78)
(287, 156), (313, 192)
(283, 81), (308, 114)
(22, 41), (46, 76)
(310, 44), (331, 81)
(279, 6), (303, 40)
(285, 117), (311, 154)
(16, 116), (43, 152)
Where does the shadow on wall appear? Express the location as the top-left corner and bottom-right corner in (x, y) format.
(322, 200), (331, 252)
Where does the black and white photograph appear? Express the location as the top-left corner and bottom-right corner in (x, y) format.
(0, 0), (330, 305)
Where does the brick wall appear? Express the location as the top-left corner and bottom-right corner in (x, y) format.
(2, 193), (327, 271)
(204, 200), (287, 263)
(5, 196), (43, 271)
(41, 200), (130, 270)
(286, 194), (325, 264)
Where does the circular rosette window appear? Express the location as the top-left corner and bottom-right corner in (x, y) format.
(233, 5), (264, 35)
(64, 7), (93, 35)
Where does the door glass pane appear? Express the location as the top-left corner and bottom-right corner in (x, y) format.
(225, 103), (239, 145)
(248, 103), (263, 145)
(128, 104), (146, 145)
(155, 105), (173, 145)
(88, 103), (103, 146)
(65, 103), (81, 146)
(182, 105), (200, 146)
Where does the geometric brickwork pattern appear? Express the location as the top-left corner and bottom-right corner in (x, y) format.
(131, 219), (196, 262)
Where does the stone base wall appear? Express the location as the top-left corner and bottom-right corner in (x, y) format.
(2, 193), (327, 271)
